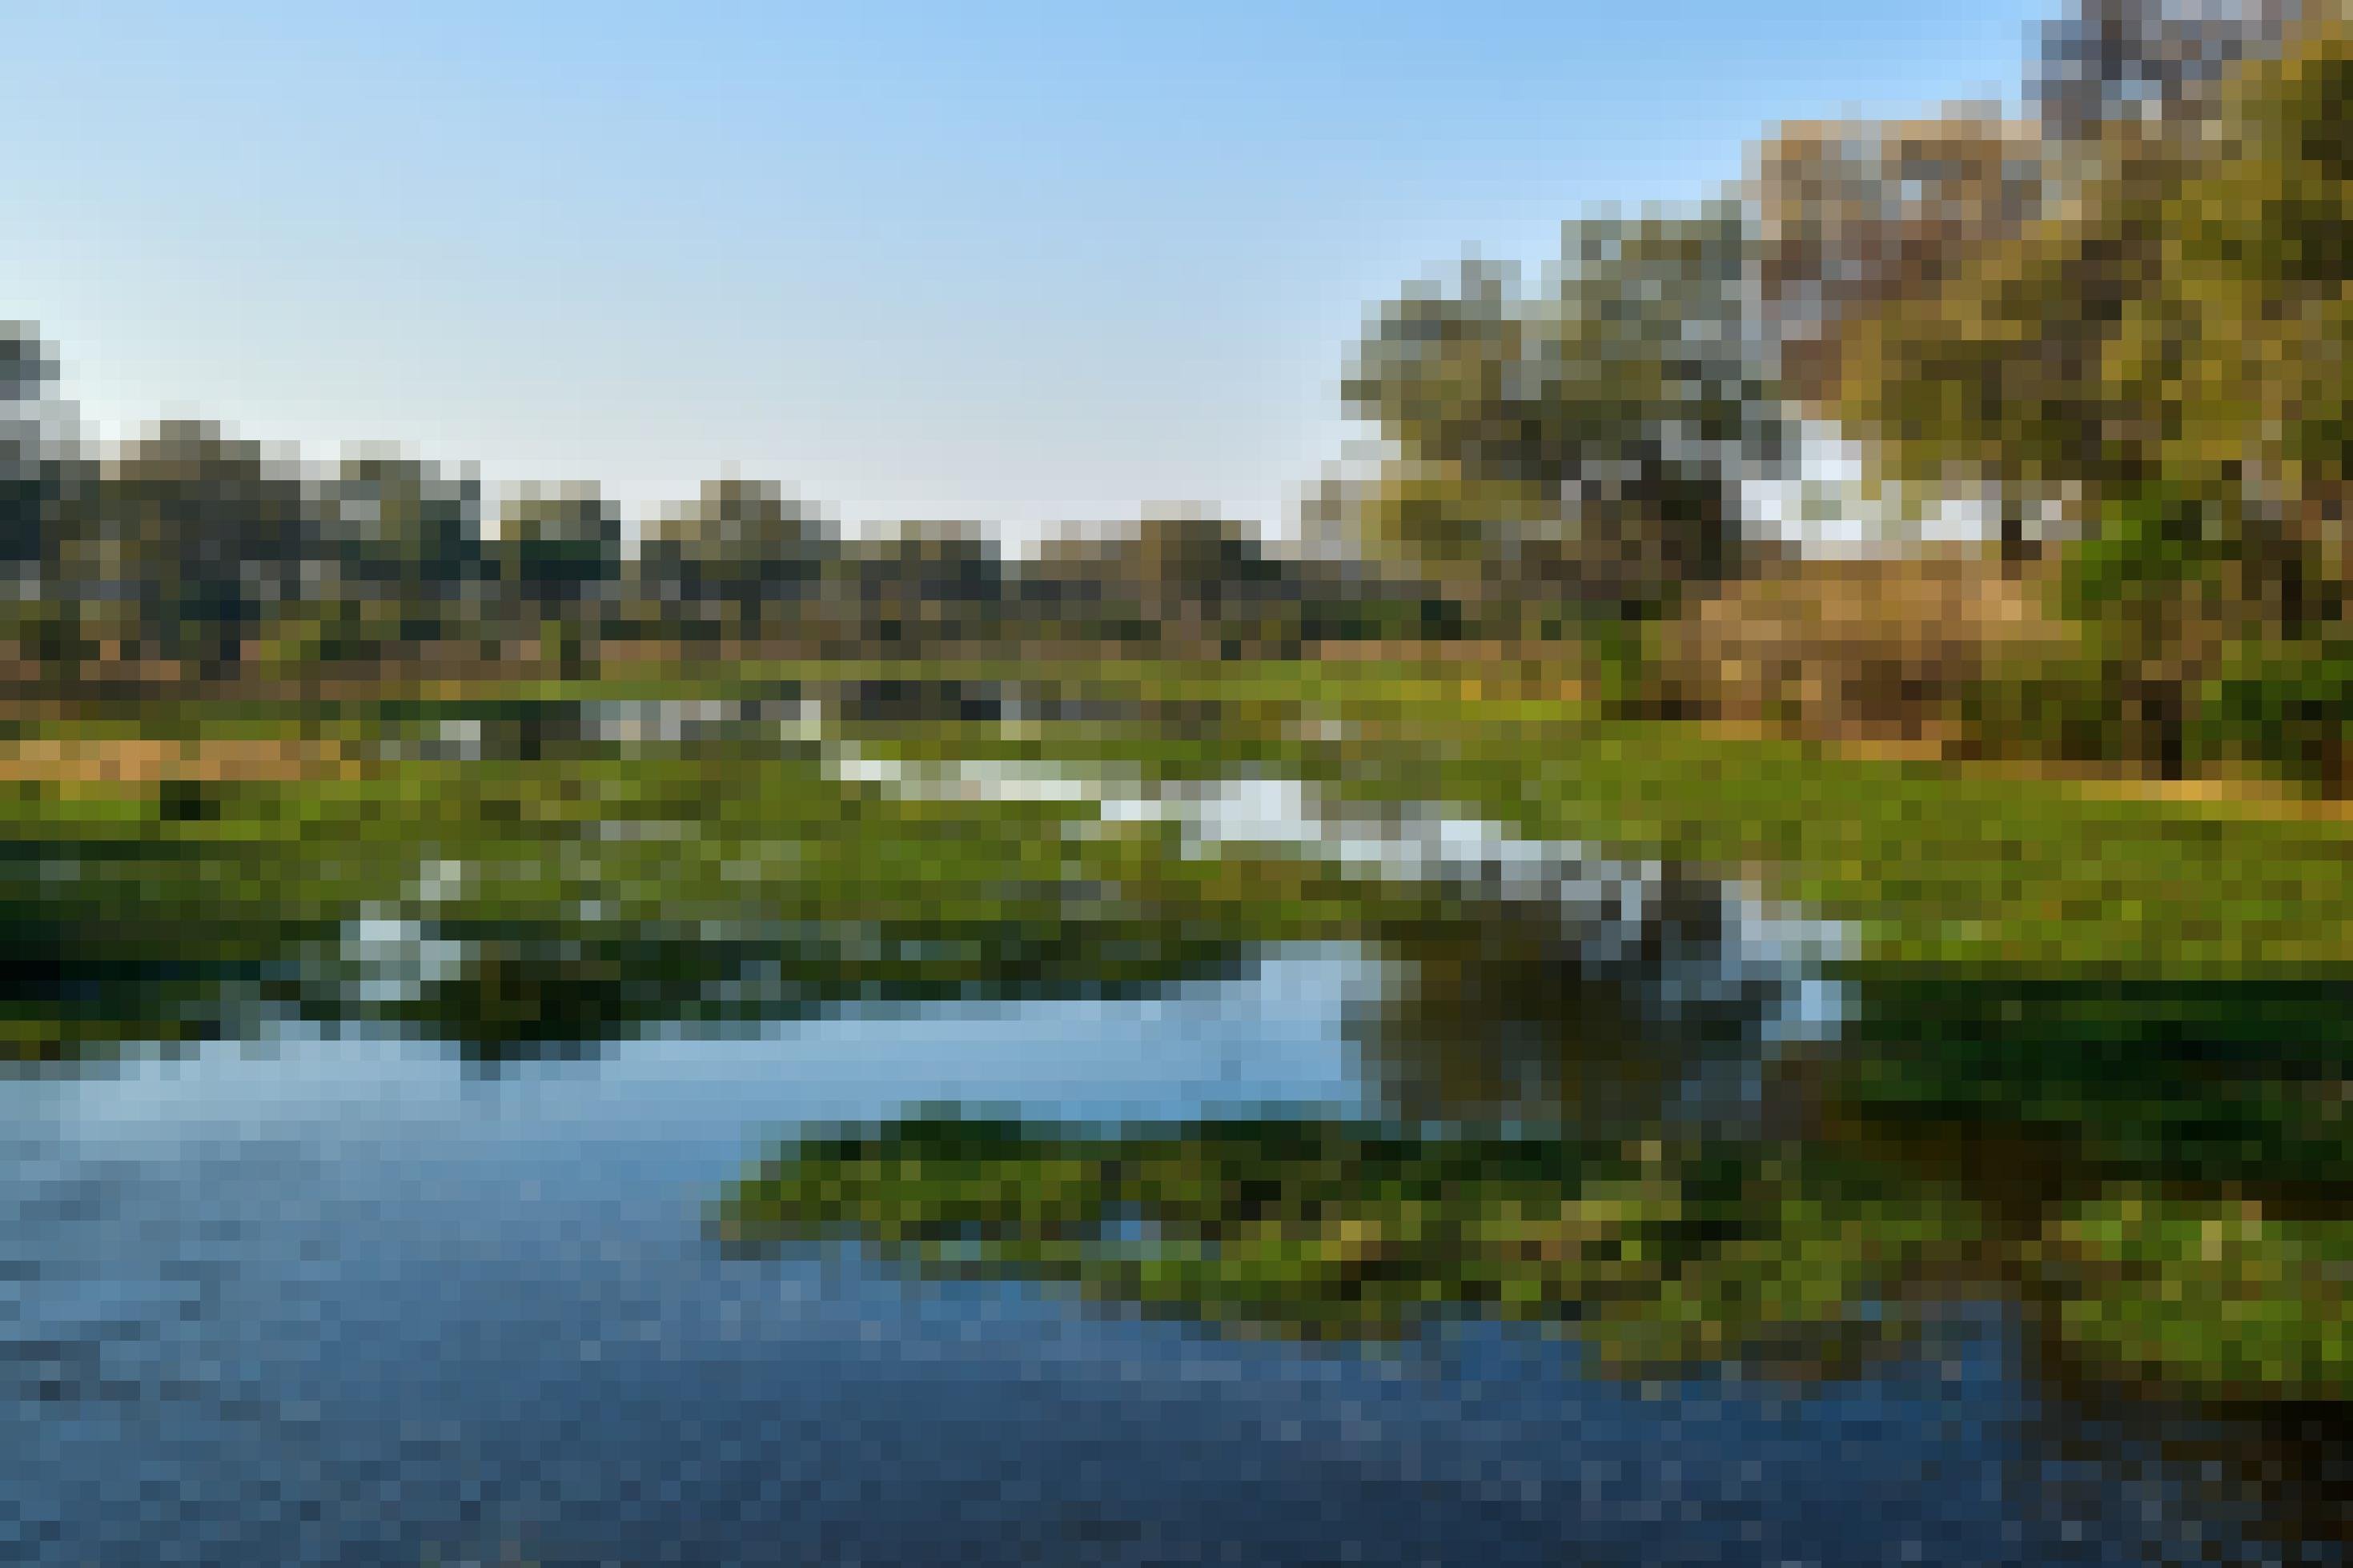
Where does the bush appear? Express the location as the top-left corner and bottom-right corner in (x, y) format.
(2203, 635), (2353, 792)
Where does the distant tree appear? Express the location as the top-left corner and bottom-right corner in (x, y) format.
(1012, 530), (1121, 645)
(636, 477), (827, 646)
(0, 323), (62, 572)
(46, 420), (314, 680)
(495, 482), (622, 672)
(299, 450), (488, 662)
(0, 324), (73, 677)
(0, 322), (54, 404)
(823, 523), (1006, 654)
(496, 483), (621, 616)
(1027, 512), (1294, 652)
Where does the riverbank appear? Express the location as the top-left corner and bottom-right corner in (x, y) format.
(6, 657), (2351, 977)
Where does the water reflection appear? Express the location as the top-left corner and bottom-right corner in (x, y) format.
(3, 712), (2349, 1561)
(2, 941), (2347, 1562)
(1353, 892), (1837, 1138)
(1846, 975), (2353, 1190)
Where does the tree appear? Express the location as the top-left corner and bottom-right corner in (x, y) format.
(1025, 511), (1293, 652)
(496, 483), (620, 614)
(494, 482), (622, 672)
(299, 450), (488, 663)
(821, 522), (1006, 655)
(0, 322), (54, 404)
(46, 420), (314, 680)
(1748, 113), (2046, 413)
(1337, 203), (1792, 627)
(1833, 7), (2353, 779)
(636, 477), (826, 646)
(0, 324), (75, 678)
(1829, 117), (2181, 538)
(2031, 0), (2298, 144)
(0, 324), (62, 573)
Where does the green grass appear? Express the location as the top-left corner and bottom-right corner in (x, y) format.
(827, 669), (2353, 976)
(1398, 719), (2353, 974)
(724, 1113), (2353, 1398)
(718, 1114), (1987, 1367)
(0, 731), (1431, 1054)
(25, 642), (2353, 976)
(2039, 1189), (2353, 1400)
(15, 657), (2353, 981)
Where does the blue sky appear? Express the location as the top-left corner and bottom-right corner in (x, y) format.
(6, 0), (2056, 542)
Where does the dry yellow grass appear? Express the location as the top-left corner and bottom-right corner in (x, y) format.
(1659, 547), (2063, 742)
(0, 735), (363, 787)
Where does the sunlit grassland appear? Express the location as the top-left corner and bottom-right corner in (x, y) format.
(10, 654), (2353, 978)
(714, 658), (2353, 976)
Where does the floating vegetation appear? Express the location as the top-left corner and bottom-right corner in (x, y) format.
(2037, 1190), (2353, 1402)
(717, 1114), (1989, 1376)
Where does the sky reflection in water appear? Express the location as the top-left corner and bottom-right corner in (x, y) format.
(1, 929), (2343, 1566)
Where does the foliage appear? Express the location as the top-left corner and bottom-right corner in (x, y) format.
(721, 1114), (1982, 1368)
(2030, 0), (2296, 143)
(42, 420), (319, 679)
(1749, 114), (2045, 410)
(635, 478), (825, 644)
(2204, 632), (2353, 788)
(1337, 207), (1789, 624)
(1830, 11), (2353, 780)
(2039, 1189), (2353, 1401)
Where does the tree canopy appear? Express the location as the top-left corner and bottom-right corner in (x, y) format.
(1336, 203), (1790, 624)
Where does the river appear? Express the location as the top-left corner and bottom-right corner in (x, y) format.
(1, 712), (2343, 1564)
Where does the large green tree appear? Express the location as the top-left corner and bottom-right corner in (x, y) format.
(1834, 7), (2353, 780)
(1336, 203), (1790, 627)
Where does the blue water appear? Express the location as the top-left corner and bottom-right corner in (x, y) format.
(0, 946), (2338, 1566)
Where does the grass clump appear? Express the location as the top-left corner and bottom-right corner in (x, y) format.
(2038, 1189), (2353, 1402)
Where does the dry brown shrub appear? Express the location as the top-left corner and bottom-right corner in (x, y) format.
(1656, 546), (2068, 744)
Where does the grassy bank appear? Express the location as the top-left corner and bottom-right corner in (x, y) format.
(711, 658), (2353, 975)
(9, 656), (2353, 978)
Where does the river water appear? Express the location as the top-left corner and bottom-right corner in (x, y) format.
(4, 950), (2344, 1566)
(3, 716), (2345, 1564)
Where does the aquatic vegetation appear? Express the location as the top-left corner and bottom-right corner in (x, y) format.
(8, 684), (2349, 1419)
(718, 1116), (1990, 1373)
(2037, 1190), (2353, 1402)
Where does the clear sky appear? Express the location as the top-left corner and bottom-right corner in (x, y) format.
(6, 0), (2057, 543)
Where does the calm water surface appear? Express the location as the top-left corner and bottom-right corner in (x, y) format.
(2, 943), (2342, 1567)
(4, 720), (2345, 1565)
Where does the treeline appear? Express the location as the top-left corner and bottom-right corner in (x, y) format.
(1314, 0), (2353, 788)
(10, 0), (2353, 791)
(0, 375), (1468, 684)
